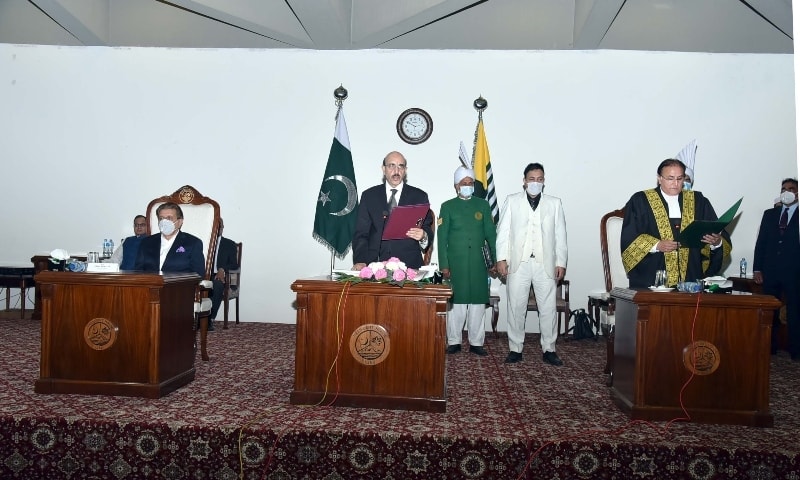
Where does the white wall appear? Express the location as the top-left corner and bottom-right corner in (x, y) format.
(1, 45), (796, 330)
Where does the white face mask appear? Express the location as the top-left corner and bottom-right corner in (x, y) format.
(526, 181), (543, 196)
(458, 185), (474, 198)
(158, 219), (176, 236)
(780, 191), (796, 205)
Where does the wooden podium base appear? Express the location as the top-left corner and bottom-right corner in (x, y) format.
(290, 277), (451, 412)
(34, 271), (199, 399)
(610, 288), (780, 427)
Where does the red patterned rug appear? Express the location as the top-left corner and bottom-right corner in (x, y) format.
(0, 316), (798, 479)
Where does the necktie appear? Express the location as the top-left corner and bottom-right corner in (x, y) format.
(388, 189), (398, 212)
(779, 207), (788, 234)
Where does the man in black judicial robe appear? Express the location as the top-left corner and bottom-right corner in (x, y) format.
(621, 159), (731, 289)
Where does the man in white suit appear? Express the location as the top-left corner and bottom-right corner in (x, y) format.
(496, 163), (568, 366)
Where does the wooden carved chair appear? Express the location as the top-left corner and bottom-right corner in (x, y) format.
(222, 242), (242, 329)
(527, 279), (571, 336)
(146, 185), (220, 361)
(597, 208), (626, 383)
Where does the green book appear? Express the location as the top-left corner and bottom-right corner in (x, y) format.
(677, 197), (742, 248)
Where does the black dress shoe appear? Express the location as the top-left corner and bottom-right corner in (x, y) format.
(543, 351), (563, 366)
(207, 320), (215, 332)
(469, 345), (488, 356)
(446, 344), (462, 354)
(504, 351), (522, 363)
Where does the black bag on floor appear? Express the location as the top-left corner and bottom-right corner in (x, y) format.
(568, 308), (597, 341)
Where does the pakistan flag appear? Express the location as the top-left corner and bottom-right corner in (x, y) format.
(313, 108), (359, 258)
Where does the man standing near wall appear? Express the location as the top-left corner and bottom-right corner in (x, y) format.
(496, 162), (568, 366)
(753, 178), (799, 359)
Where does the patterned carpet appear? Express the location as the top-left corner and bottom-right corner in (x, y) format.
(0, 313), (798, 479)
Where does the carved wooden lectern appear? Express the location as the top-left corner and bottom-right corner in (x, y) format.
(35, 271), (199, 398)
(610, 287), (781, 427)
(290, 277), (451, 412)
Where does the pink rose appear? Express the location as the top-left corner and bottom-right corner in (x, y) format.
(359, 267), (373, 279)
(406, 268), (417, 280)
(373, 268), (388, 280)
(392, 269), (407, 281)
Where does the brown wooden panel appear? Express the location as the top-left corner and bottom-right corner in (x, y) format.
(610, 288), (780, 427)
(290, 277), (451, 412)
(34, 271), (198, 398)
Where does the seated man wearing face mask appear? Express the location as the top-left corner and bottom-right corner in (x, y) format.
(621, 158), (730, 289)
(438, 166), (497, 356)
(134, 202), (206, 277)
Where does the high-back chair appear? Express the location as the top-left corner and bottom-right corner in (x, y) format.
(146, 185), (220, 361)
(600, 208), (627, 295)
(222, 242), (242, 329)
(598, 208), (625, 383)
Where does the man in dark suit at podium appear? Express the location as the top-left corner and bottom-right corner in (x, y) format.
(134, 202), (205, 278)
(352, 151), (433, 269)
(754, 178), (799, 360)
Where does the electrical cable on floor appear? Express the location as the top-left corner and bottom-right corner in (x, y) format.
(236, 281), (353, 480)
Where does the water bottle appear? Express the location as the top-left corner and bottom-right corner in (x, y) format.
(108, 239), (114, 257)
(739, 257), (747, 277)
(102, 239), (109, 258)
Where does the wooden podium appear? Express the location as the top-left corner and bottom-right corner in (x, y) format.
(34, 271), (199, 398)
(290, 277), (451, 412)
(610, 287), (781, 427)
(30, 254), (87, 320)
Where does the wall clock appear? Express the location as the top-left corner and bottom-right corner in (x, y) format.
(396, 108), (433, 145)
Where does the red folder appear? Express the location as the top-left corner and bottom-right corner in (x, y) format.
(381, 203), (430, 240)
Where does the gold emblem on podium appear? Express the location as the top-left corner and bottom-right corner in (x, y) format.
(682, 340), (720, 376)
(349, 324), (390, 366)
(84, 318), (119, 351)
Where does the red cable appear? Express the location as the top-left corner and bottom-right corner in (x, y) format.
(515, 292), (705, 478)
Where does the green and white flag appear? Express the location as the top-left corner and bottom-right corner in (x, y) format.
(313, 108), (358, 258)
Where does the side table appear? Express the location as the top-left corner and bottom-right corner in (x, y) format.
(0, 266), (36, 319)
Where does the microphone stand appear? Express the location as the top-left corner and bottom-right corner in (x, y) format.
(378, 210), (389, 263)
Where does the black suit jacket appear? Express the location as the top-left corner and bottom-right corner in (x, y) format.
(134, 231), (206, 277)
(753, 205), (800, 277)
(352, 183), (434, 269)
(215, 237), (239, 272)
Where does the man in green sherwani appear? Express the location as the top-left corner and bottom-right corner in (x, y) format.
(438, 166), (497, 356)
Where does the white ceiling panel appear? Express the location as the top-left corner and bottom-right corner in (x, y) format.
(0, 0), (792, 53)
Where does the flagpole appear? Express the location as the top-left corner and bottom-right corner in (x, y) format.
(471, 95), (487, 162)
(329, 85), (349, 275)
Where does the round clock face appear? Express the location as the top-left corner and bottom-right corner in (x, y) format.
(397, 108), (433, 144)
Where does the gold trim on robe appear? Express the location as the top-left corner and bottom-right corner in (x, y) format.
(622, 189), (698, 286)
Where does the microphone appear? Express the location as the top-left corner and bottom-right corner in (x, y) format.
(377, 211), (389, 262)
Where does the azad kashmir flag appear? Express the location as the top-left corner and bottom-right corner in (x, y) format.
(313, 108), (358, 258)
(472, 118), (499, 223)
